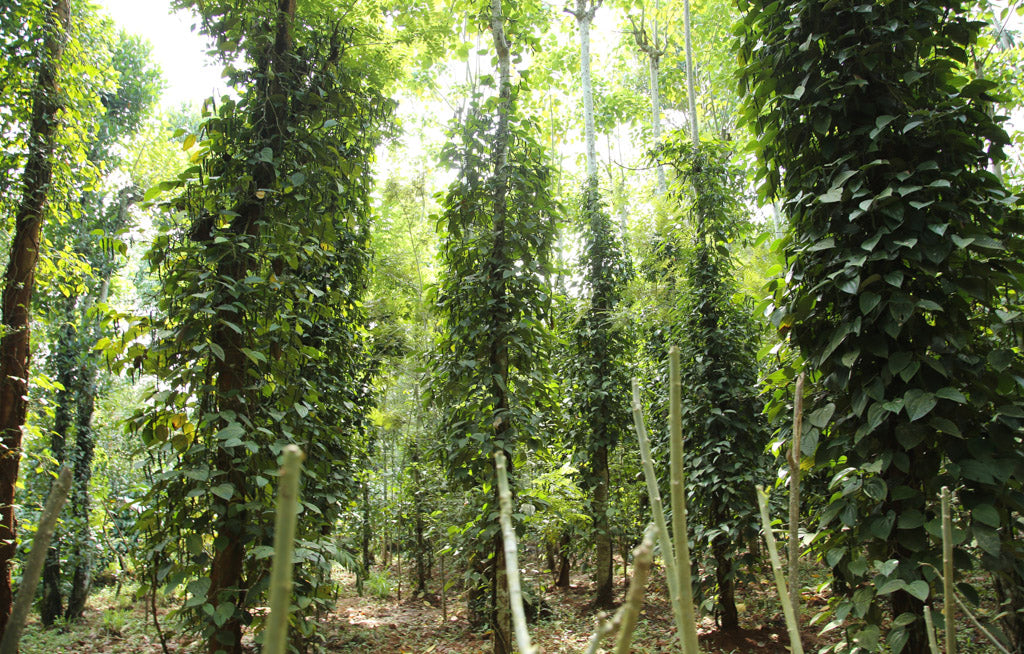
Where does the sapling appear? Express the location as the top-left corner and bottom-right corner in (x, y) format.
(0, 467), (72, 654)
(263, 445), (305, 654)
(941, 486), (955, 654)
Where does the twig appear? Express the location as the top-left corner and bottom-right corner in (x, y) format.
(755, 485), (804, 654)
(263, 446), (305, 654)
(0, 467), (73, 654)
(495, 452), (538, 654)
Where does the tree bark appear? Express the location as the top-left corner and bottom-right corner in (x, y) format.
(0, 0), (71, 636)
(487, 2), (513, 653)
(593, 445), (614, 608)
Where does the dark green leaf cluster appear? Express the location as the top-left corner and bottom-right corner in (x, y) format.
(661, 134), (770, 625)
(124, 3), (394, 646)
(429, 91), (560, 485)
(738, 0), (1024, 648)
(566, 183), (633, 461)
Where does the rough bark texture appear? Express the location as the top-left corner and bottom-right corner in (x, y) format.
(0, 0), (71, 635)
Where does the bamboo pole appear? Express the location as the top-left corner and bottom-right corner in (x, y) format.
(631, 379), (686, 645)
(788, 372), (805, 618)
(613, 524), (657, 654)
(584, 524), (657, 654)
(263, 446), (305, 654)
(0, 467), (72, 654)
(755, 485), (804, 654)
(495, 452), (538, 654)
(924, 606), (942, 654)
(668, 346), (701, 654)
(941, 486), (956, 654)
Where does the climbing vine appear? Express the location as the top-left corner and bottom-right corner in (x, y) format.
(738, 1), (1024, 651)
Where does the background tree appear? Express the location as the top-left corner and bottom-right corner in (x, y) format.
(660, 135), (770, 629)
(739, 1), (1024, 651)
(126, 1), (395, 651)
(429, 1), (559, 650)
(38, 27), (161, 625)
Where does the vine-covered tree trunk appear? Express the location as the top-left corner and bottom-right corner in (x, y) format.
(41, 301), (77, 626)
(0, 0), (71, 634)
(203, 3), (295, 651)
(738, 2), (1024, 651)
(592, 444), (613, 607)
(65, 371), (98, 620)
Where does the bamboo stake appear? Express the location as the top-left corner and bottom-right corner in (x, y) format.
(669, 346), (701, 654)
(584, 524), (657, 654)
(495, 452), (538, 654)
(924, 606), (942, 654)
(631, 379), (686, 646)
(0, 467), (72, 654)
(613, 524), (657, 654)
(788, 372), (805, 618)
(941, 486), (956, 654)
(263, 446), (305, 654)
(755, 485), (804, 654)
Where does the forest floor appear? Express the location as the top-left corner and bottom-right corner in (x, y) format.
(17, 563), (839, 653)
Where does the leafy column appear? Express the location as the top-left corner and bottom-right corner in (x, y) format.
(0, 0), (71, 634)
(739, 1), (1024, 651)
(430, 1), (558, 651)
(567, 0), (632, 611)
(129, 1), (393, 652)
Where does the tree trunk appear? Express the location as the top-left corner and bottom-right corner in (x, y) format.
(0, 0), (71, 635)
(556, 531), (571, 588)
(487, 2), (513, 653)
(205, 3), (295, 651)
(64, 376), (97, 621)
(41, 303), (77, 626)
(593, 444), (614, 608)
(713, 536), (738, 630)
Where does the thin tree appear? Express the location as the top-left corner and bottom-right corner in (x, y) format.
(567, 0), (632, 611)
(0, 0), (71, 634)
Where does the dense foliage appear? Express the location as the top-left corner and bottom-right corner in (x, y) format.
(739, 1), (1024, 651)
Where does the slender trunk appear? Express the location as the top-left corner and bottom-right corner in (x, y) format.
(649, 6), (666, 195)
(713, 533), (738, 629)
(488, 2), (513, 652)
(65, 377), (97, 620)
(41, 302), (76, 626)
(573, 0), (599, 181)
(556, 531), (571, 588)
(0, 0), (71, 634)
(682, 0), (698, 146)
(593, 445), (613, 608)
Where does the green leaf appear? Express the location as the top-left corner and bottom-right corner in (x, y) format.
(906, 580), (929, 601)
(211, 483), (235, 500)
(213, 602), (235, 627)
(972, 504), (1000, 528)
(903, 389), (937, 422)
(877, 578), (906, 595)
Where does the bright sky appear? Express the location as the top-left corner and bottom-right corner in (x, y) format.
(95, 0), (225, 108)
